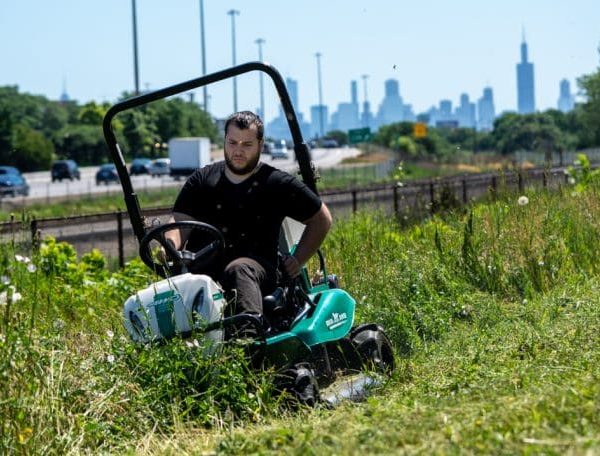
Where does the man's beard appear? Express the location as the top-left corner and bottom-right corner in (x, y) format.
(224, 151), (260, 175)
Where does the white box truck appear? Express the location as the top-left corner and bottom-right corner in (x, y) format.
(168, 137), (211, 179)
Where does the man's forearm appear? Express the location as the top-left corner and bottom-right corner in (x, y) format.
(293, 204), (333, 266)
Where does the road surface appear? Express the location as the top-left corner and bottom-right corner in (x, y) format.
(17, 147), (360, 201)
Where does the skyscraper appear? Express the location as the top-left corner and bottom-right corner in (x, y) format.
(375, 79), (406, 128)
(557, 79), (575, 112)
(455, 93), (476, 128)
(516, 36), (535, 114)
(477, 87), (496, 131)
(330, 81), (360, 132)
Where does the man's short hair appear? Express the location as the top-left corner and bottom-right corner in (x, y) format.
(224, 111), (264, 141)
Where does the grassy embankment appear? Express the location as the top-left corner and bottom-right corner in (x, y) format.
(1, 164), (599, 453)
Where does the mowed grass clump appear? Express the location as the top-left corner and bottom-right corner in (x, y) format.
(1, 173), (600, 453)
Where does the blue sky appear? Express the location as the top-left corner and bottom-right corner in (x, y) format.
(0, 0), (598, 122)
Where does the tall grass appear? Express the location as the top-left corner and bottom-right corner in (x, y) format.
(1, 175), (600, 453)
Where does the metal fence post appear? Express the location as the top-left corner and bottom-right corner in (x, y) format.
(116, 210), (124, 268)
(393, 185), (399, 217)
(518, 171), (524, 192)
(352, 190), (357, 213)
(462, 179), (468, 204)
(30, 218), (39, 251)
(429, 181), (435, 214)
(490, 176), (497, 199)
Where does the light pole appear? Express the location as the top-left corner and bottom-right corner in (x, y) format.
(315, 52), (324, 137)
(199, 0), (208, 111)
(255, 38), (265, 119)
(131, 0), (140, 95)
(227, 9), (240, 112)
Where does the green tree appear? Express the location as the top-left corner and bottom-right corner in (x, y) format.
(577, 59), (600, 147)
(8, 124), (54, 171)
(324, 130), (348, 146)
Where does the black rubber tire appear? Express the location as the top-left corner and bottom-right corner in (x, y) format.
(349, 324), (395, 374)
(277, 362), (320, 407)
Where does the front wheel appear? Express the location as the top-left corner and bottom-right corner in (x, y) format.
(276, 362), (320, 407)
(349, 324), (395, 374)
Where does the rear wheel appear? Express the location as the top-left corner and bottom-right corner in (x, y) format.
(349, 324), (395, 374)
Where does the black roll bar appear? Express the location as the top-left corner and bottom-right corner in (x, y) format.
(102, 61), (316, 243)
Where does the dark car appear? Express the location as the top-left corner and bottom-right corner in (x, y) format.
(129, 157), (152, 175)
(96, 164), (119, 185)
(51, 160), (80, 182)
(0, 166), (29, 197)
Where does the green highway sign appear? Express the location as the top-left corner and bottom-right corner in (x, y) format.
(348, 127), (372, 144)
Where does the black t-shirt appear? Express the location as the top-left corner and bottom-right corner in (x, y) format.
(173, 161), (322, 269)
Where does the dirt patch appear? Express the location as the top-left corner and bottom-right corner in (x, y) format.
(341, 151), (391, 165)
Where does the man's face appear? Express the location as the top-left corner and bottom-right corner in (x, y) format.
(224, 123), (263, 175)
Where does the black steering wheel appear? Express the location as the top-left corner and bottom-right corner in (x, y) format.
(139, 221), (225, 277)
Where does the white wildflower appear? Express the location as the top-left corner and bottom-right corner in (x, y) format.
(193, 339), (200, 348)
(53, 319), (66, 331)
(517, 196), (529, 206)
(538, 261), (545, 266)
(0, 286), (21, 305)
(106, 354), (115, 364)
(27, 264), (37, 273)
(568, 177), (576, 185)
(15, 254), (31, 264)
(0, 276), (10, 285)
(0, 334), (5, 343)
(185, 340), (194, 348)
(396, 181), (404, 187)
(83, 279), (96, 287)
(106, 330), (114, 339)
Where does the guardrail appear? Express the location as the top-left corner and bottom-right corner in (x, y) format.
(0, 165), (575, 267)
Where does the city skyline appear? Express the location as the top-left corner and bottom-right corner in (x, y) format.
(0, 1), (597, 125)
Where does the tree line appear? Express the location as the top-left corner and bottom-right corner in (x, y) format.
(1, 58), (599, 172)
(0, 88), (218, 171)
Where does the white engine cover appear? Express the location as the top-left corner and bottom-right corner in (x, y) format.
(123, 273), (226, 346)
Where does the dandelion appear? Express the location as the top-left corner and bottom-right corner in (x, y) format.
(517, 196), (529, 206)
(0, 276), (10, 285)
(27, 264), (37, 273)
(106, 329), (114, 339)
(18, 427), (33, 444)
(106, 354), (115, 363)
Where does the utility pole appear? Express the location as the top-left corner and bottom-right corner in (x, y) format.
(199, 0), (208, 111)
(131, 0), (140, 95)
(227, 9), (240, 112)
(315, 52), (324, 137)
(255, 38), (265, 119)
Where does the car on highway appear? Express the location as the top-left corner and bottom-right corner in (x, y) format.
(270, 140), (289, 159)
(96, 163), (120, 185)
(262, 140), (274, 155)
(148, 158), (171, 177)
(51, 159), (81, 182)
(129, 157), (152, 175)
(0, 166), (29, 197)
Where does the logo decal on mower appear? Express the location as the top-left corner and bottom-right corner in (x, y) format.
(325, 312), (347, 330)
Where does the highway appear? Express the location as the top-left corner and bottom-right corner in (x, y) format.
(18, 147), (360, 201)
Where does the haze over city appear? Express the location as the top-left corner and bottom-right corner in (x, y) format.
(1, 0), (598, 124)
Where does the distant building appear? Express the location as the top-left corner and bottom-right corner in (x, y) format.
(330, 80), (360, 132)
(557, 78), (575, 112)
(455, 93), (476, 128)
(266, 77), (310, 140)
(477, 87), (496, 131)
(375, 79), (404, 128)
(516, 36), (535, 114)
(310, 105), (329, 138)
